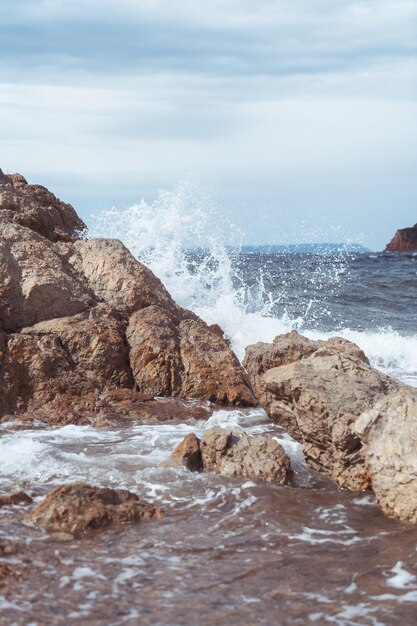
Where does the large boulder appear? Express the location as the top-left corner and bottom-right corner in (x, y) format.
(355, 391), (417, 523)
(28, 483), (162, 535)
(243, 331), (403, 490)
(385, 223), (417, 252)
(169, 428), (291, 485)
(0, 170), (255, 421)
(0, 222), (95, 332)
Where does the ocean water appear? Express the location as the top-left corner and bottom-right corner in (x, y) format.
(1, 184), (417, 625)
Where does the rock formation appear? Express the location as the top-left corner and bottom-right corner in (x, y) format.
(243, 331), (404, 490)
(28, 483), (162, 535)
(355, 391), (417, 523)
(385, 223), (417, 252)
(169, 427), (291, 485)
(0, 170), (255, 423)
(0, 492), (33, 508)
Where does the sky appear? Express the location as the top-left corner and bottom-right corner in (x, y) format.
(1, 0), (416, 249)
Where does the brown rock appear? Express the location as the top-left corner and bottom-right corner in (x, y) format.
(385, 223), (417, 252)
(0, 172), (85, 242)
(201, 427), (291, 485)
(168, 433), (203, 471)
(0, 171), (256, 422)
(244, 331), (402, 490)
(170, 428), (291, 485)
(0, 305), (130, 415)
(28, 483), (162, 535)
(0, 491), (33, 507)
(355, 391), (417, 523)
(127, 306), (256, 405)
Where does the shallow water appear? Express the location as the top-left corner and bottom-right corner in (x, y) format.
(1, 410), (417, 626)
(1, 193), (416, 624)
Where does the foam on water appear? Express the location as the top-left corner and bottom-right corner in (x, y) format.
(89, 180), (417, 386)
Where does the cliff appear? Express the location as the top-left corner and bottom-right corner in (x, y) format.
(385, 223), (417, 252)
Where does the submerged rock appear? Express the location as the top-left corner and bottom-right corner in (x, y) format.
(0, 171), (255, 422)
(355, 391), (417, 524)
(28, 483), (162, 535)
(243, 331), (403, 491)
(0, 491), (33, 508)
(169, 428), (291, 485)
(385, 223), (417, 252)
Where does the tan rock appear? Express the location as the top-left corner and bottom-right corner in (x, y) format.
(244, 331), (402, 490)
(201, 427), (291, 485)
(169, 428), (291, 485)
(0, 222), (94, 332)
(28, 483), (162, 535)
(355, 391), (417, 523)
(69, 238), (180, 318)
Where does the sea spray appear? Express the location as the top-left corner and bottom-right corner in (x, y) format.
(89, 180), (417, 385)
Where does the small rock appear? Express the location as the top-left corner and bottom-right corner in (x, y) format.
(170, 428), (291, 485)
(0, 491), (33, 507)
(201, 427), (291, 485)
(27, 483), (162, 536)
(168, 433), (203, 471)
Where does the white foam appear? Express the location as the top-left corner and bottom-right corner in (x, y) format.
(386, 561), (416, 589)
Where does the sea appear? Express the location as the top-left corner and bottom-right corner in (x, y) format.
(1, 185), (417, 625)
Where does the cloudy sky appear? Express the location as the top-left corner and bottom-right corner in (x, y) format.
(1, 0), (416, 248)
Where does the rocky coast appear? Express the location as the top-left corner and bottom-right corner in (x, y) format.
(1, 170), (417, 624)
(385, 223), (417, 252)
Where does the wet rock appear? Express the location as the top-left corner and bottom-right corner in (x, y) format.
(355, 391), (417, 523)
(0, 491), (33, 507)
(0, 171), (85, 242)
(127, 306), (256, 405)
(243, 331), (403, 490)
(28, 483), (162, 535)
(385, 223), (417, 252)
(170, 428), (291, 485)
(168, 433), (203, 471)
(0, 171), (256, 421)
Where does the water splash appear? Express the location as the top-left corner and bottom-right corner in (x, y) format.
(89, 179), (417, 384)
(89, 179), (278, 351)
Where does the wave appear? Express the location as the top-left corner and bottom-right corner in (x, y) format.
(89, 180), (417, 386)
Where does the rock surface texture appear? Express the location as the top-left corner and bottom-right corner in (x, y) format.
(0, 170), (255, 422)
(243, 331), (404, 490)
(385, 223), (417, 252)
(355, 391), (417, 523)
(28, 483), (162, 535)
(169, 428), (291, 485)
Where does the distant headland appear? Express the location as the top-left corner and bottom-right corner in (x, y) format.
(385, 223), (417, 252)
